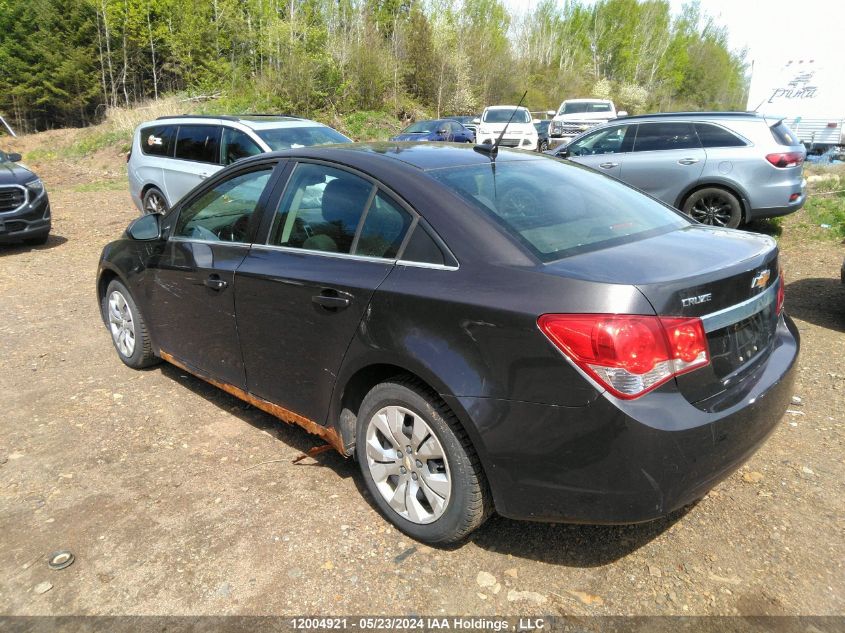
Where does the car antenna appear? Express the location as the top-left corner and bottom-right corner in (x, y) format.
(474, 91), (528, 160)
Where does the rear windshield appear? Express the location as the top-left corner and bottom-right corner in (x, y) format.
(560, 102), (612, 115)
(770, 121), (800, 146)
(483, 109), (531, 124)
(427, 159), (688, 262)
(256, 126), (351, 150)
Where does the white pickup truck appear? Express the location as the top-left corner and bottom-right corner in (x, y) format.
(547, 99), (626, 149)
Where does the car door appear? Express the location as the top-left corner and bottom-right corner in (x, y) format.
(448, 121), (467, 142)
(163, 124), (223, 205)
(146, 161), (281, 388)
(235, 160), (415, 424)
(564, 124), (634, 180)
(619, 122), (706, 205)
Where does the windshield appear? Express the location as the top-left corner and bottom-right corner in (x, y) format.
(256, 126), (351, 150)
(560, 102), (612, 115)
(403, 121), (442, 134)
(483, 109), (531, 124)
(427, 159), (688, 262)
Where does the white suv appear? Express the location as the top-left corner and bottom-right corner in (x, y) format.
(127, 115), (351, 214)
(475, 106), (538, 151)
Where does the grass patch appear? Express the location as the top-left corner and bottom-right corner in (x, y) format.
(334, 110), (403, 141)
(67, 129), (131, 158)
(72, 179), (125, 193)
(804, 191), (845, 240)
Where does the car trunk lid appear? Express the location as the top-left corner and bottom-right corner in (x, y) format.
(544, 224), (781, 403)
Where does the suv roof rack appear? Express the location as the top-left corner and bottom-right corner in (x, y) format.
(155, 113), (305, 122)
(614, 111), (760, 121)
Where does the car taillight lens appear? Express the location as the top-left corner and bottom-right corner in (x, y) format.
(538, 314), (710, 399)
(766, 152), (805, 168)
(776, 268), (785, 315)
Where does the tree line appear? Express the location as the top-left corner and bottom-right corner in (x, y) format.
(0, 0), (748, 132)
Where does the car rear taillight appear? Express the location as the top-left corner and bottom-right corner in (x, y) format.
(776, 268), (785, 315)
(766, 152), (805, 168)
(538, 314), (710, 399)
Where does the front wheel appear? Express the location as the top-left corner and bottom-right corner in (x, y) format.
(102, 279), (159, 369)
(142, 187), (168, 215)
(538, 139), (548, 152)
(682, 187), (743, 229)
(356, 378), (491, 544)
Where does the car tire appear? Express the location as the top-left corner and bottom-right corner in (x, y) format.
(682, 188), (743, 229)
(142, 187), (168, 215)
(102, 279), (159, 369)
(355, 377), (492, 544)
(538, 140), (548, 152)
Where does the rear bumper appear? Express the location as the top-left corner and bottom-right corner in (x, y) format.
(747, 178), (806, 221)
(0, 195), (51, 243)
(447, 314), (799, 523)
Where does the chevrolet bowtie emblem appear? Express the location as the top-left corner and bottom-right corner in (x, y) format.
(751, 269), (771, 290)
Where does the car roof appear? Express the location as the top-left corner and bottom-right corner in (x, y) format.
(564, 98), (612, 103)
(151, 114), (329, 130)
(246, 142), (542, 172)
(614, 111), (767, 122)
(484, 105), (529, 111)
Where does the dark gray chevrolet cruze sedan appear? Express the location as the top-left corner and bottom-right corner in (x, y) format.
(97, 143), (799, 544)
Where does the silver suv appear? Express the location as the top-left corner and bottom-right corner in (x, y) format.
(550, 112), (807, 228)
(128, 115), (351, 214)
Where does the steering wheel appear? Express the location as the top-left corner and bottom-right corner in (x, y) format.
(217, 214), (250, 242)
(498, 187), (542, 219)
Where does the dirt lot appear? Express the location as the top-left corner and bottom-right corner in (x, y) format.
(1, 135), (844, 619)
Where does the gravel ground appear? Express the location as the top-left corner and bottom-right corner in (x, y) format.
(1, 138), (843, 618)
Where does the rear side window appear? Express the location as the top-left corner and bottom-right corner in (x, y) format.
(770, 121), (800, 146)
(695, 123), (746, 148)
(269, 163), (374, 254)
(355, 192), (412, 258)
(140, 125), (176, 157)
(256, 127), (351, 150)
(633, 122), (699, 152)
(175, 125), (221, 164)
(428, 159), (688, 262)
(401, 226), (446, 266)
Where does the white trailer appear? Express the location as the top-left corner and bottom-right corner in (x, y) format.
(747, 56), (845, 155)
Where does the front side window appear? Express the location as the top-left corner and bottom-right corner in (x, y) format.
(633, 122), (699, 152)
(174, 125), (221, 163)
(140, 125), (176, 157)
(568, 125), (630, 156)
(174, 168), (272, 242)
(428, 159), (688, 262)
(222, 128), (263, 165)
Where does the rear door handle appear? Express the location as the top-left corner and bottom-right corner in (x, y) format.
(599, 162), (619, 169)
(312, 291), (351, 310)
(678, 158), (700, 165)
(204, 275), (228, 291)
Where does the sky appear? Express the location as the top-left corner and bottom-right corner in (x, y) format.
(503, 0), (844, 67)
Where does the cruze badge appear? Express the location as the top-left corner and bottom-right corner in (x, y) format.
(681, 293), (712, 308)
(751, 269), (771, 291)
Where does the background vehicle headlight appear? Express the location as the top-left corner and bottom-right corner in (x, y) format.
(25, 178), (44, 199)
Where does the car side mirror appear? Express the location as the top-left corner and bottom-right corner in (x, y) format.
(617, 110), (628, 117)
(127, 213), (162, 241)
(558, 149), (571, 159)
(7, 152), (22, 162)
(437, 128), (448, 135)
(473, 118), (480, 125)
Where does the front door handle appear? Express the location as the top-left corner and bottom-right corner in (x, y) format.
(599, 162), (619, 169)
(678, 158), (700, 165)
(204, 275), (228, 291)
(312, 291), (351, 310)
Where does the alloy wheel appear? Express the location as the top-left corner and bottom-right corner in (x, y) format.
(108, 290), (136, 358)
(689, 194), (733, 226)
(364, 405), (451, 524)
(144, 191), (166, 214)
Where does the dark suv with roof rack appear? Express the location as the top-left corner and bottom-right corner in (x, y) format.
(127, 115), (352, 214)
(549, 112), (807, 229)
(0, 149), (50, 245)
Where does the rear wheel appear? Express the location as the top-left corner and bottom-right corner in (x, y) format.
(102, 279), (159, 369)
(356, 378), (491, 544)
(682, 187), (743, 229)
(142, 187), (168, 215)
